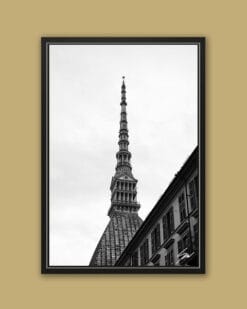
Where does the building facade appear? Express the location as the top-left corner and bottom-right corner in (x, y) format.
(115, 147), (199, 267)
(89, 77), (142, 266)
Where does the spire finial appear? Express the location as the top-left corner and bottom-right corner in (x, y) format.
(122, 76), (125, 86)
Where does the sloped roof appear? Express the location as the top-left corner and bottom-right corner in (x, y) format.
(89, 212), (142, 266)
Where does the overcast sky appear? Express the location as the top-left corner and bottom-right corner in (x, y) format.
(49, 43), (198, 266)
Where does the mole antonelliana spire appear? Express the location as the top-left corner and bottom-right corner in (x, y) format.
(89, 77), (142, 266)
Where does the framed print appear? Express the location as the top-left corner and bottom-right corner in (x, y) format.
(41, 37), (205, 274)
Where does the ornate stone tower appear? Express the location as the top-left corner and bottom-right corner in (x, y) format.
(89, 77), (142, 266)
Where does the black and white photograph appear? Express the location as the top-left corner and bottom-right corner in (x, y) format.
(42, 37), (205, 273)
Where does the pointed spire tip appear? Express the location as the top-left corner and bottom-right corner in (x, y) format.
(122, 76), (126, 88)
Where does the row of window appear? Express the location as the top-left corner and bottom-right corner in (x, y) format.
(177, 223), (198, 254)
(131, 175), (199, 266)
(132, 223), (198, 266)
(117, 155), (130, 163)
(114, 182), (136, 191)
(113, 192), (136, 202)
(119, 133), (128, 140)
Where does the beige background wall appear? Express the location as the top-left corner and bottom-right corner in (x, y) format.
(1, 0), (246, 308)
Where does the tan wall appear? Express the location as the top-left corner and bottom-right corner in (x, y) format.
(1, 0), (246, 308)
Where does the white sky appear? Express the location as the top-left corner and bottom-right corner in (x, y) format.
(49, 44), (198, 266)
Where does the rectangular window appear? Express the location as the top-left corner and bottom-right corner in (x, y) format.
(151, 230), (155, 255)
(163, 208), (174, 242)
(155, 223), (161, 249)
(194, 175), (199, 199)
(189, 176), (198, 211)
(193, 223), (199, 249)
(140, 239), (149, 265)
(140, 243), (145, 266)
(178, 192), (187, 222)
(169, 249), (174, 265)
(184, 234), (190, 251)
(132, 251), (138, 266)
(144, 239), (149, 264)
(151, 224), (161, 255)
(162, 216), (168, 241)
(177, 233), (190, 253)
(177, 240), (183, 253)
(165, 249), (174, 266)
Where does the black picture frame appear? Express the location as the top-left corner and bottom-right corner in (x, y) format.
(42, 37), (205, 274)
